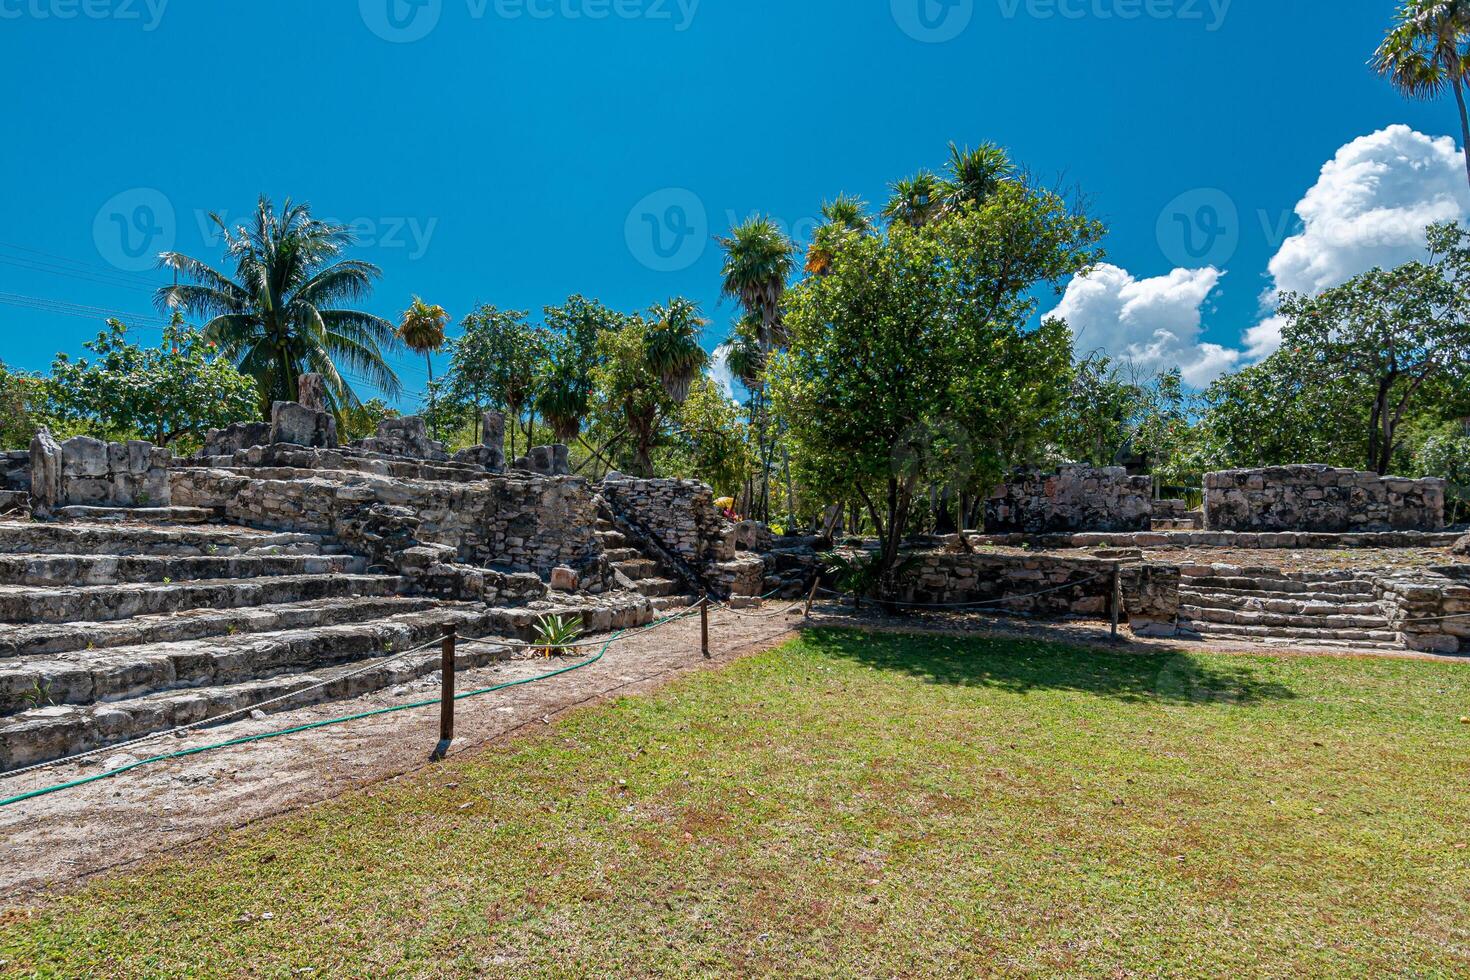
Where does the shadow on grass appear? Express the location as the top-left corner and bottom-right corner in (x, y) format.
(799, 627), (1298, 707)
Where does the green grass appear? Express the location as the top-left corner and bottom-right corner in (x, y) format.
(4, 629), (1470, 977)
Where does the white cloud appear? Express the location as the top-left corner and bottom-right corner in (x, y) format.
(1046, 264), (1237, 386)
(708, 343), (739, 400)
(1266, 125), (1470, 300)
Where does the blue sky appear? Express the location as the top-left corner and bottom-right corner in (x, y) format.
(0, 0), (1461, 407)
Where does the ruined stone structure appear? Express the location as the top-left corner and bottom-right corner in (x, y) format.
(890, 547), (1180, 637)
(1204, 466), (1446, 532)
(985, 465), (1153, 534)
(451, 412), (507, 474)
(352, 417), (449, 462)
(28, 432), (171, 511)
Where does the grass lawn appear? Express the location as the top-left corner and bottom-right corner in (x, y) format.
(3, 628), (1469, 977)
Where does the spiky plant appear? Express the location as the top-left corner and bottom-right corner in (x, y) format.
(718, 217), (795, 350)
(806, 195), (873, 276)
(156, 196), (401, 412)
(943, 142), (1015, 210)
(1373, 0), (1470, 189)
(645, 298), (709, 403)
(881, 170), (946, 229)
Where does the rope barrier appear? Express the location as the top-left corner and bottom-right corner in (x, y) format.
(812, 572), (1109, 610)
(0, 607), (703, 808)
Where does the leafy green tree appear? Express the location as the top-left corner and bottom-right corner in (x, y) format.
(442, 305), (546, 453)
(773, 155), (1103, 573)
(1274, 222), (1470, 474)
(656, 376), (756, 495)
(1374, 0), (1470, 190)
(1414, 429), (1470, 522)
(881, 171), (946, 229)
(0, 362), (53, 449)
(157, 196), (401, 411)
(537, 295), (634, 444)
(644, 298), (709, 403)
(1052, 352), (1148, 467)
(48, 316), (260, 448)
(591, 317), (674, 478)
(340, 398), (401, 443)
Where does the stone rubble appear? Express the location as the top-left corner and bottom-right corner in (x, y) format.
(1204, 465), (1445, 532)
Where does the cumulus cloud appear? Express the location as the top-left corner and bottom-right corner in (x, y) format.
(1045, 264), (1237, 386)
(708, 343), (739, 400)
(1267, 125), (1470, 299)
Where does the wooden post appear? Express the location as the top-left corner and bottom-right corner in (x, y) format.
(1110, 565), (1123, 642)
(701, 595), (711, 659)
(803, 577), (820, 618)
(431, 626), (456, 761)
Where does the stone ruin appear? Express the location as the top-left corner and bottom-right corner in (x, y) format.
(1204, 465), (1446, 532)
(985, 465), (1153, 534)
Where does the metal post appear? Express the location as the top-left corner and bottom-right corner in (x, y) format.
(431, 626), (456, 761)
(701, 595), (711, 659)
(1110, 566), (1123, 642)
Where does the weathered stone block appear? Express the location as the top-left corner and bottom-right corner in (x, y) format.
(270, 401), (338, 449)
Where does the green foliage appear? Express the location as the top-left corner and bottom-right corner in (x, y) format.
(0, 362), (53, 449)
(656, 376), (755, 496)
(531, 614), (584, 657)
(47, 316), (260, 449)
(157, 196), (402, 411)
(591, 317), (674, 478)
(536, 296), (629, 443)
(773, 152), (1103, 570)
(1413, 430), (1470, 522)
(644, 298), (709, 403)
(339, 398), (401, 443)
(442, 305), (546, 451)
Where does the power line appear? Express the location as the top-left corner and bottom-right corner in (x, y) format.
(0, 291), (171, 327)
(0, 240), (161, 286)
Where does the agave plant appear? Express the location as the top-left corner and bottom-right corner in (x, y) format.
(645, 298), (709, 403)
(532, 613), (584, 658)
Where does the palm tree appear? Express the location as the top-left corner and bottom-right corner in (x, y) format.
(397, 296), (450, 437)
(942, 142), (1015, 209)
(881, 170), (946, 229)
(718, 217), (795, 351)
(1374, 0), (1470, 190)
(806, 195), (873, 276)
(645, 298), (709, 403)
(155, 196), (401, 413)
(537, 336), (594, 442)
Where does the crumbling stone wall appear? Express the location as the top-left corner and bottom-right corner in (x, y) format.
(1204, 466), (1446, 532)
(352, 417), (448, 462)
(1373, 567), (1470, 654)
(890, 548), (1180, 636)
(600, 475), (765, 596)
(29, 433), (171, 509)
(171, 467), (608, 586)
(985, 465), (1153, 533)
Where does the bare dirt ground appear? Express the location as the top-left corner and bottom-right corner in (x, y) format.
(3, 600), (1465, 907)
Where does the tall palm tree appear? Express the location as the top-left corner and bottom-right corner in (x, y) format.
(806, 195), (873, 276)
(881, 170), (946, 229)
(942, 141), (1015, 210)
(155, 196), (401, 413)
(1374, 0), (1470, 190)
(718, 217), (795, 351)
(398, 296), (450, 436)
(645, 298), (709, 403)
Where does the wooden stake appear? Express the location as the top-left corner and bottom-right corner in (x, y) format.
(701, 595), (711, 659)
(1110, 566), (1123, 642)
(431, 626), (456, 761)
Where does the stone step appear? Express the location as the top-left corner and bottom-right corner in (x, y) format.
(0, 605), (496, 717)
(1180, 590), (1386, 618)
(1180, 619), (1404, 647)
(484, 592), (657, 641)
(1180, 627), (1406, 652)
(601, 548), (642, 563)
(0, 595), (441, 661)
(0, 553), (365, 588)
(1180, 584), (1380, 605)
(615, 558), (661, 581)
(1181, 576), (1376, 598)
(635, 577), (680, 598)
(596, 530), (629, 549)
(1180, 604), (1391, 631)
(53, 506), (217, 524)
(0, 521), (325, 557)
(0, 574), (403, 626)
(649, 595), (697, 612)
(0, 621), (518, 772)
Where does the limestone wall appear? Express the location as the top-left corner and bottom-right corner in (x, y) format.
(890, 549), (1180, 636)
(29, 433), (171, 510)
(1204, 466), (1445, 532)
(171, 467), (607, 585)
(985, 465), (1153, 533)
(1373, 567), (1470, 654)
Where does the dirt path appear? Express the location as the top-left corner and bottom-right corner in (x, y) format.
(0, 605), (805, 905)
(4, 601), (1461, 906)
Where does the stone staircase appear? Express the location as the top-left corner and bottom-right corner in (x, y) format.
(1178, 566), (1405, 651)
(594, 516), (698, 612)
(0, 516), (521, 773)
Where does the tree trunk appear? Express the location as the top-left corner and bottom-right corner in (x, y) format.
(1455, 76), (1470, 193)
(425, 353), (436, 440)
